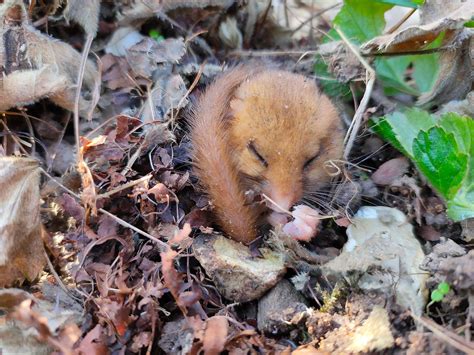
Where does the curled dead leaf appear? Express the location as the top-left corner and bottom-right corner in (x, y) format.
(0, 1), (98, 115)
(361, 1), (473, 105)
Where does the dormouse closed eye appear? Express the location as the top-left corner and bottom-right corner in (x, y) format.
(304, 151), (321, 169)
(247, 141), (268, 167)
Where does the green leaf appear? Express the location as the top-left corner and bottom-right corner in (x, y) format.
(437, 282), (450, 294)
(411, 53), (439, 93)
(371, 108), (435, 156)
(411, 31), (444, 93)
(324, 0), (440, 97)
(376, 57), (419, 95)
(371, 109), (474, 221)
(430, 289), (444, 302)
(149, 29), (164, 42)
(413, 128), (467, 199)
(332, 0), (392, 44)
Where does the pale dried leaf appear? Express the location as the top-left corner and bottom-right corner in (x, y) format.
(0, 157), (44, 287)
(0, 2), (98, 115)
(0, 67), (68, 111)
(63, 0), (100, 37)
(218, 17), (243, 49)
(77, 159), (98, 216)
(141, 73), (188, 123)
(105, 27), (145, 57)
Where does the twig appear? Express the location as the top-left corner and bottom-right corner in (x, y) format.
(229, 49), (319, 57)
(73, 34), (94, 163)
(86, 115), (139, 138)
(385, 7), (416, 35)
(261, 193), (292, 215)
(410, 312), (474, 354)
(290, 2), (342, 35)
(43, 250), (83, 303)
(334, 27), (376, 160)
(363, 46), (453, 57)
(96, 174), (152, 200)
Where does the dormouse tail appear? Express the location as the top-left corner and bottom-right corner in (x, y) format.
(190, 66), (258, 244)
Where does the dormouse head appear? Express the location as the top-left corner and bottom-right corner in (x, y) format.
(228, 70), (344, 212)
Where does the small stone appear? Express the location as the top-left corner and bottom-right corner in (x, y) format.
(321, 206), (428, 316)
(193, 234), (286, 302)
(257, 279), (308, 334)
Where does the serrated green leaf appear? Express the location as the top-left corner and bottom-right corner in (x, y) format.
(372, 109), (435, 156)
(439, 113), (472, 154)
(371, 109), (474, 221)
(413, 128), (467, 199)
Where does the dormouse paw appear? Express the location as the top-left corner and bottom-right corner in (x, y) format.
(282, 205), (321, 241)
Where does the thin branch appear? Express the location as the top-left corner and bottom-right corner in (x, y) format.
(96, 174), (152, 200)
(229, 49), (319, 57)
(334, 27), (376, 160)
(73, 34), (94, 163)
(385, 7), (416, 34)
(410, 312), (474, 354)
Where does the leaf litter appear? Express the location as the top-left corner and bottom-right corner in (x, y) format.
(0, 0), (473, 354)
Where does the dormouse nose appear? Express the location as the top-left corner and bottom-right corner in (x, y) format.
(266, 188), (301, 212)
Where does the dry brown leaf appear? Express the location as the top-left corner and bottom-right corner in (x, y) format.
(160, 249), (183, 308)
(128, 37), (186, 67)
(77, 159), (98, 216)
(169, 223), (192, 245)
(417, 36), (472, 105)
(0, 0), (98, 115)
(361, 2), (472, 54)
(371, 157), (410, 186)
(202, 316), (229, 355)
(11, 299), (80, 355)
(63, 0), (100, 37)
(0, 157), (44, 287)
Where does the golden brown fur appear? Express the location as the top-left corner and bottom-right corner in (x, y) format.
(190, 67), (344, 244)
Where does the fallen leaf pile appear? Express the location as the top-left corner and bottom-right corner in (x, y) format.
(0, 0), (473, 353)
